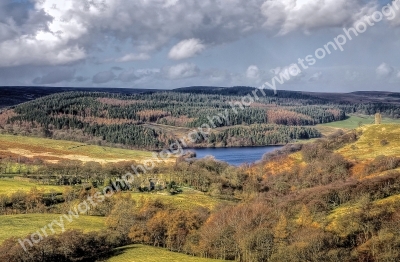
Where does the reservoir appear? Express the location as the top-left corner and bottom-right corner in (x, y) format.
(190, 146), (283, 166)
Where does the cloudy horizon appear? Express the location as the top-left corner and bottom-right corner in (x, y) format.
(0, 0), (400, 93)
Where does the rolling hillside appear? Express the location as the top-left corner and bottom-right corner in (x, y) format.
(0, 133), (154, 164)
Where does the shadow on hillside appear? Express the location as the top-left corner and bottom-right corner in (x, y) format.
(98, 245), (138, 261)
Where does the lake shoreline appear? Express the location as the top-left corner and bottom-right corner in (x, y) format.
(187, 146), (284, 166)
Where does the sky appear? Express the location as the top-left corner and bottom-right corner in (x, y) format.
(0, 0), (400, 92)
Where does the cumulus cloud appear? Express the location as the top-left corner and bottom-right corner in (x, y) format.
(0, 0), (378, 69)
(1, 0), (399, 91)
(308, 71), (323, 82)
(168, 38), (205, 60)
(116, 53), (150, 62)
(33, 68), (75, 84)
(384, 1), (400, 27)
(261, 0), (376, 35)
(92, 70), (115, 84)
(0, 0), (86, 67)
(246, 65), (261, 80)
(6, 0), (265, 67)
(163, 63), (200, 79)
(376, 63), (394, 79)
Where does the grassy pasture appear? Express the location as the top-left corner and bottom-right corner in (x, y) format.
(337, 124), (400, 160)
(0, 134), (153, 163)
(318, 115), (400, 130)
(131, 188), (231, 211)
(0, 178), (67, 195)
(106, 244), (226, 262)
(0, 214), (105, 243)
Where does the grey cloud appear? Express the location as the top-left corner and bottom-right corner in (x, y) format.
(92, 70), (115, 84)
(33, 68), (75, 84)
(0, 1), (51, 38)
(116, 68), (160, 83)
(0, 0), (381, 69)
(60, 0), (266, 53)
(75, 76), (89, 82)
(205, 69), (232, 83)
(0, 1), (30, 25)
(118, 69), (139, 83)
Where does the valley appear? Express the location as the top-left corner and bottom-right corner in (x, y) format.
(0, 87), (400, 261)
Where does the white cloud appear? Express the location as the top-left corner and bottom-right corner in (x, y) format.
(308, 71), (322, 82)
(376, 63), (394, 79)
(261, 0), (376, 35)
(345, 70), (362, 81)
(385, 1), (400, 27)
(168, 38), (205, 60)
(163, 63), (200, 79)
(0, 0), (377, 69)
(1, 0), (400, 92)
(246, 65), (261, 80)
(0, 0), (264, 67)
(0, 0), (88, 67)
(116, 53), (150, 62)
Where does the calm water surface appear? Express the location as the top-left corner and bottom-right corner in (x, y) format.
(189, 146), (283, 166)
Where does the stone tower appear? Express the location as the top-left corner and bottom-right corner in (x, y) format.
(375, 113), (382, 125)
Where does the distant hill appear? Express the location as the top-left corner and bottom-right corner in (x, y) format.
(0, 86), (160, 109)
(1, 86), (400, 151)
(302, 90), (400, 104)
(1, 85), (400, 109)
(173, 85), (324, 100)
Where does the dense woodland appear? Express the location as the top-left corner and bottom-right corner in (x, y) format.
(1, 130), (400, 261)
(1, 87), (399, 150)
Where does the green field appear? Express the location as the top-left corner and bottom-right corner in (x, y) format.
(318, 115), (400, 130)
(0, 134), (154, 163)
(338, 123), (400, 160)
(0, 178), (67, 195)
(0, 214), (105, 243)
(131, 188), (231, 211)
(107, 244), (226, 262)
